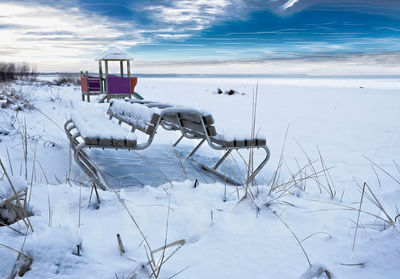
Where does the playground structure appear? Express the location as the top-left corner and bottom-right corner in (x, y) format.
(80, 46), (140, 102)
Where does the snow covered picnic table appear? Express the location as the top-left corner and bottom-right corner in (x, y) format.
(65, 99), (270, 189)
(69, 111), (137, 147)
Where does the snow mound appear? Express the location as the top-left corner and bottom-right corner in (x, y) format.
(300, 264), (335, 279)
(0, 175), (27, 201)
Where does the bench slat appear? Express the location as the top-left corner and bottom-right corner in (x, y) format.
(99, 138), (112, 146)
(211, 137), (266, 148)
(162, 113), (216, 136)
(71, 107), (137, 148)
(84, 137), (99, 145)
(178, 113), (214, 126)
(107, 101), (161, 135)
(161, 114), (180, 125)
(112, 139), (126, 147)
(180, 119), (217, 137)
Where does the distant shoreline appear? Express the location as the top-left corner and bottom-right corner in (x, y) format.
(38, 73), (400, 79)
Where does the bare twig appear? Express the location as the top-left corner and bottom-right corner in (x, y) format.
(300, 232), (332, 243)
(5, 146), (14, 176)
(267, 207), (311, 267)
(353, 183), (366, 252)
(364, 156), (400, 185)
(117, 234), (125, 254)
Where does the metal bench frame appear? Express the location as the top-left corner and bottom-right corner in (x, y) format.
(127, 100), (271, 186)
(65, 100), (270, 190)
(64, 107), (161, 190)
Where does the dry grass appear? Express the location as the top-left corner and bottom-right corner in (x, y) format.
(54, 73), (80, 86)
(0, 84), (36, 111)
(0, 159), (33, 232)
(0, 242), (33, 279)
(111, 187), (185, 278)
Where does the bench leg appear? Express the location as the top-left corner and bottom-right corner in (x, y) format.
(82, 94), (84, 101)
(87, 92), (90, 102)
(74, 143), (109, 190)
(195, 149), (240, 186)
(196, 146), (270, 186)
(198, 163), (241, 186)
(173, 135), (184, 148)
(213, 149), (232, 170)
(65, 122), (109, 191)
(187, 138), (205, 158)
(245, 146), (271, 186)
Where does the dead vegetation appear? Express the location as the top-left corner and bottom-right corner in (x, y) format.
(0, 84), (36, 111)
(0, 157), (34, 279)
(0, 242), (33, 279)
(0, 62), (38, 83)
(0, 160), (33, 231)
(111, 188), (186, 278)
(54, 73), (80, 86)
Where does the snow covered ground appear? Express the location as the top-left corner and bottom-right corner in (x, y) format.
(0, 76), (400, 278)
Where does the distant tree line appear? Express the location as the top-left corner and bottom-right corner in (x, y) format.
(0, 62), (38, 82)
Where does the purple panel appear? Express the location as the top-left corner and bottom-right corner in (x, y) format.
(88, 78), (100, 91)
(107, 75), (130, 94)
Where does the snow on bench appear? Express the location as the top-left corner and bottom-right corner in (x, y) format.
(70, 111), (136, 147)
(107, 100), (161, 135)
(212, 128), (267, 148)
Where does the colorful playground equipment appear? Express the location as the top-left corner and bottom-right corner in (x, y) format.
(80, 46), (142, 102)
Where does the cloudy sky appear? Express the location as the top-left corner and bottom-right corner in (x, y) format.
(1, 0), (400, 74)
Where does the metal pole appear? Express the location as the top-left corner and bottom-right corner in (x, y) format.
(98, 60), (103, 93)
(127, 60), (132, 98)
(85, 71), (90, 102)
(105, 60), (109, 102)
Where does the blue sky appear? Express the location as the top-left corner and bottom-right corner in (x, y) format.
(1, 0), (400, 74)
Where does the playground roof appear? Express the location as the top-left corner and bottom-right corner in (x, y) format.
(96, 46), (133, 61)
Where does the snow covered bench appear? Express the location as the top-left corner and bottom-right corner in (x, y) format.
(64, 102), (162, 190)
(66, 112), (137, 148)
(107, 100), (161, 143)
(125, 100), (271, 185)
(65, 99), (270, 189)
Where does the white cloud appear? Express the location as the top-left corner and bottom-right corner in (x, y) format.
(144, 0), (230, 32)
(156, 34), (192, 39)
(0, 2), (146, 71)
(282, 0), (300, 9)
